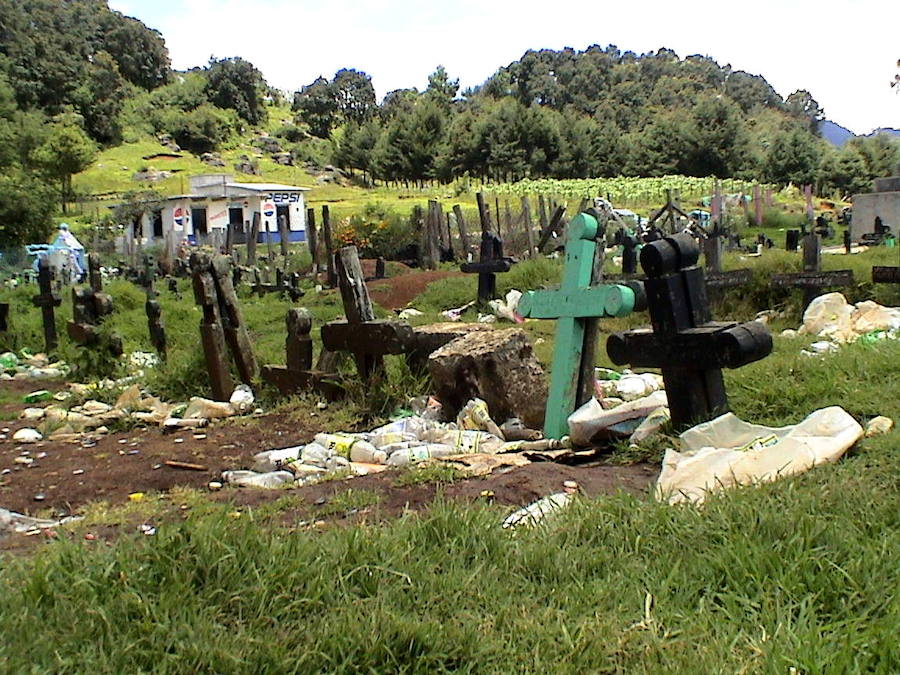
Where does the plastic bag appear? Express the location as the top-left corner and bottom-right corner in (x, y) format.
(229, 385), (255, 413)
(457, 398), (504, 438)
(656, 406), (863, 505)
(567, 391), (668, 446)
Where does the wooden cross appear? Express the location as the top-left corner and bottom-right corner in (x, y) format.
(460, 230), (514, 305)
(648, 189), (690, 235)
(703, 228), (753, 290)
(873, 244), (900, 285)
(613, 228), (641, 275)
(190, 253), (258, 400)
(67, 254), (122, 354)
(771, 233), (854, 310)
(146, 298), (167, 359)
(321, 246), (413, 382)
(261, 308), (344, 399)
(0, 302), (9, 333)
(607, 233), (772, 430)
(517, 212), (642, 439)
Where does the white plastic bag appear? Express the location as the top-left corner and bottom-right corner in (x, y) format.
(656, 406), (863, 505)
(567, 391), (668, 446)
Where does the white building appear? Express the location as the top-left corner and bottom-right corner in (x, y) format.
(125, 174), (310, 250)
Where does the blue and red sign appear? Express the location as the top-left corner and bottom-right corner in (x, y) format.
(262, 202), (275, 218)
(173, 207), (186, 227)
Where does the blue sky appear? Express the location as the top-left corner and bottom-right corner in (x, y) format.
(109, 0), (898, 135)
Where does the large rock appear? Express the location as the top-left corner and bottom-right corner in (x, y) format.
(427, 328), (547, 429)
(408, 322), (494, 371)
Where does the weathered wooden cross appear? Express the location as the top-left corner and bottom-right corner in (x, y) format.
(0, 302), (9, 333)
(517, 212), (643, 439)
(703, 227), (753, 290)
(607, 233), (772, 430)
(67, 254), (122, 354)
(460, 229), (515, 305)
(771, 232), (854, 310)
(321, 246), (413, 382)
(261, 308), (344, 400)
(32, 258), (61, 353)
(190, 253), (258, 400)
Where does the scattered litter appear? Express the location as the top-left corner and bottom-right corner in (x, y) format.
(500, 418), (542, 441)
(502, 487), (577, 530)
(222, 470), (295, 488)
(398, 308), (424, 319)
(568, 391), (668, 447)
(164, 460), (208, 472)
(23, 390), (53, 404)
(441, 300), (475, 321)
(864, 416), (893, 437)
(72, 469), (84, 475)
(139, 524), (156, 536)
(488, 289), (523, 322)
(477, 313), (497, 323)
(629, 407), (671, 445)
(33, 493), (45, 502)
(657, 406), (863, 505)
(797, 293), (900, 346)
(12, 428), (42, 443)
(208, 481), (223, 491)
(229, 385), (255, 413)
(0, 507), (80, 536)
(128, 492), (145, 502)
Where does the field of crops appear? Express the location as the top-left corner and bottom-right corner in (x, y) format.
(485, 176), (783, 207)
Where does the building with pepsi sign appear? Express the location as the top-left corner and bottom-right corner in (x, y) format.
(119, 174), (310, 253)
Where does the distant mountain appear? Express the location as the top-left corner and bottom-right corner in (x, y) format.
(819, 122), (900, 147)
(820, 120), (855, 147)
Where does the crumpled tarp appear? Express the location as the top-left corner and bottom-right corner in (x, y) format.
(656, 406), (863, 505)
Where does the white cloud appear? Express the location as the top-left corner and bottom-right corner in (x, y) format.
(111, 0), (899, 134)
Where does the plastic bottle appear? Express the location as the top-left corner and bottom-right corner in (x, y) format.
(301, 442), (333, 467)
(221, 470), (295, 488)
(253, 446), (303, 472)
(349, 444), (387, 464)
(386, 444), (456, 467)
(314, 433), (379, 461)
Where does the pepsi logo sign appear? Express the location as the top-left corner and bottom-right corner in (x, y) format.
(173, 207), (185, 226)
(262, 203), (275, 217)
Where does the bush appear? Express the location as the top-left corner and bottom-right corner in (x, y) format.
(151, 104), (237, 154)
(332, 203), (417, 259)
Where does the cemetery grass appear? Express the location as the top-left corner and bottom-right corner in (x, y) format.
(0, 272), (899, 670)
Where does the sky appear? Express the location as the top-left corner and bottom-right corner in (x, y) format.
(108, 0), (898, 136)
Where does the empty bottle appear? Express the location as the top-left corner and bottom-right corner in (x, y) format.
(386, 444), (456, 467)
(221, 470), (295, 488)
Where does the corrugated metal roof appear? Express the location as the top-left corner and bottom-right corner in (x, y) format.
(227, 182), (310, 192)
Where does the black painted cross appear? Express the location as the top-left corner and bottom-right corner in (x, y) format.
(607, 233), (772, 430)
(31, 257), (61, 353)
(460, 230), (514, 305)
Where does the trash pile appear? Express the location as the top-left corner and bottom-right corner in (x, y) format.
(0, 350), (69, 381)
(782, 293), (900, 355)
(0, 507), (80, 538)
(13, 383), (258, 443)
(567, 369), (669, 447)
(223, 397), (561, 489)
(656, 406), (865, 505)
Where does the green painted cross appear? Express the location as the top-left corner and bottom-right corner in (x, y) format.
(518, 212), (639, 439)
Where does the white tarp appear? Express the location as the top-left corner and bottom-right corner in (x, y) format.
(656, 406), (863, 505)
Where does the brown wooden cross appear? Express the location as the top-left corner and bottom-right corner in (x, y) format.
(31, 258), (61, 353)
(321, 246), (413, 381)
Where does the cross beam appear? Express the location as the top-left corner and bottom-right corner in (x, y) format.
(607, 233), (772, 430)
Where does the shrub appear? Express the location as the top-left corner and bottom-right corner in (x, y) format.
(332, 203), (416, 259)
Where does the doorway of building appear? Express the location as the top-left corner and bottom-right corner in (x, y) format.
(191, 207), (208, 242)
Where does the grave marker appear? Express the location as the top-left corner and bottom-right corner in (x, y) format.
(460, 229), (514, 305)
(771, 233), (854, 310)
(261, 308), (343, 399)
(517, 212), (643, 439)
(32, 257), (61, 352)
(190, 253), (258, 400)
(321, 246), (414, 382)
(67, 254), (121, 354)
(0, 302), (9, 333)
(703, 228), (753, 290)
(607, 233), (772, 430)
